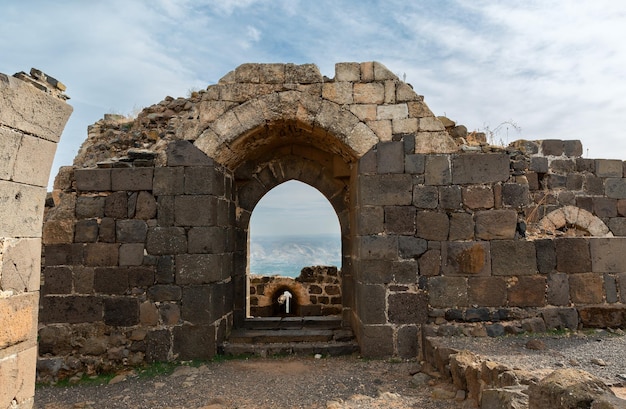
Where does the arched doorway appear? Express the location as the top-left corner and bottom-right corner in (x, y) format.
(248, 180), (342, 317)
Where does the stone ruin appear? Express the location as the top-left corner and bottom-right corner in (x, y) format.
(2, 61), (626, 404)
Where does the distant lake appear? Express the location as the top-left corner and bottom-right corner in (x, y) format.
(249, 234), (341, 278)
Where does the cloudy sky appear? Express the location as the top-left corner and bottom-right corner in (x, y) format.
(2, 0), (626, 236)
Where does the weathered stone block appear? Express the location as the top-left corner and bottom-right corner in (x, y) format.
(153, 167), (184, 195)
(0, 126), (21, 180)
(75, 196), (105, 219)
(354, 82), (384, 104)
(398, 236), (428, 259)
(156, 255), (175, 284)
(535, 239), (556, 273)
(541, 139), (564, 156)
(377, 141), (404, 173)
(148, 285), (182, 302)
(160, 303), (181, 325)
(388, 292), (429, 324)
(39, 295), (103, 324)
(391, 260), (418, 283)
(428, 276), (467, 307)
(128, 266), (154, 287)
(491, 240), (537, 276)
(547, 273), (570, 306)
(418, 249), (441, 276)
(111, 168), (153, 191)
(115, 219), (148, 243)
(443, 241), (490, 276)
(146, 227), (187, 255)
(595, 159), (623, 177)
(0, 346), (37, 409)
(439, 185), (462, 210)
(396, 325), (418, 359)
(569, 273), (604, 304)
(0, 293), (37, 349)
(0, 238), (41, 293)
(384, 206), (415, 235)
(507, 276), (546, 307)
(181, 286), (217, 323)
(609, 217), (626, 236)
(358, 324), (394, 358)
(188, 226), (227, 254)
(357, 206), (383, 235)
(104, 297), (139, 326)
(98, 217), (116, 243)
(140, 301), (159, 325)
(377, 104), (408, 120)
(590, 237), (626, 272)
(93, 267), (128, 294)
(593, 197), (617, 218)
(135, 191), (157, 219)
(11, 133), (56, 187)
(44, 243), (83, 266)
(174, 195), (217, 226)
(415, 211), (449, 241)
(335, 62), (360, 82)
(502, 183), (530, 207)
(604, 274), (618, 303)
(84, 243), (119, 266)
(530, 157), (549, 173)
(167, 140), (213, 167)
(424, 155), (451, 185)
(555, 238), (591, 273)
(449, 213), (474, 240)
(405, 154), (425, 174)
(42, 266), (72, 295)
(452, 154), (509, 184)
(462, 186), (494, 210)
(550, 159), (576, 174)
(359, 174), (413, 205)
(176, 254), (223, 284)
(144, 329), (171, 362)
(541, 307), (578, 330)
(605, 178), (626, 199)
(468, 276), (506, 307)
(75, 169), (112, 191)
(412, 185), (438, 209)
(119, 243), (145, 266)
(355, 283), (386, 324)
(184, 166), (216, 194)
(74, 219), (98, 243)
(173, 324), (216, 360)
(358, 235), (398, 259)
(579, 305), (626, 328)
(475, 210), (517, 240)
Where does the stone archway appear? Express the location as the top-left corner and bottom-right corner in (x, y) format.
(538, 205), (613, 237)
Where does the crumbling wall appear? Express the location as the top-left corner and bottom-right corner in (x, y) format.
(0, 69), (71, 409)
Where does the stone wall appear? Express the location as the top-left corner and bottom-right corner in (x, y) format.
(39, 62), (626, 375)
(0, 69), (71, 408)
(249, 266), (342, 317)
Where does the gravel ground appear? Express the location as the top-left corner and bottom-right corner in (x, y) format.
(34, 356), (459, 409)
(439, 329), (626, 386)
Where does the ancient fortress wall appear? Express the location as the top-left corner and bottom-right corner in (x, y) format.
(0, 70), (71, 408)
(37, 62), (626, 380)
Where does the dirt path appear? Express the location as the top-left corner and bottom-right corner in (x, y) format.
(35, 356), (459, 409)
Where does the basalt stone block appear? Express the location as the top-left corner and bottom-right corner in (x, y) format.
(116, 219), (148, 243)
(566, 174), (583, 190)
(491, 240), (537, 276)
(181, 285), (217, 324)
(377, 141), (405, 173)
(405, 154), (425, 174)
(550, 159), (576, 174)
(462, 186), (494, 210)
(424, 155), (451, 185)
(358, 324), (394, 358)
(160, 303), (181, 325)
(384, 206), (415, 235)
(449, 213), (474, 241)
(563, 140), (583, 157)
(146, 227), (187, 255)
(156, 255), (175, 283)
(388, 292), (429, 324)
(176, 254), (223, 285)
(39, 295), (103, 324)
(530, 157), (549, 173)
(355, 283), (386, 324)
(144, 329), (171, 362)
(153, 167), (184, 195)
(608, 218), (626, 236)
(502, 183), (530, 207)
(357, 206), (383, 235)
(174, 195), (217, 226)
(104, 191), (128, 218)
(415, 211), (449, 241)
(468, 276), (506, 307)
(359, 174), (413, 205)
(119, 243), (145, 266)
(97, 217), (115, 243)
(104, 297), (140, 326)
(547, 273), (570, 306)
(111, 168), (153, 191)
(583, 175), (604, 195)
(358, 235), (398, 260)
(74, 219), (99, 243)
(396, 325), (419, 359)
(398, 236), (428, 259)
(555, 238), (591, 273)
(188, 226), (227, 254)
(475, 210), (517, 240)
(74, 169), (111, 191)
(442, 241), (490, 276)
(93, 267), (128, 294)
(605, 178), (626, 199)
(590, 237), (626, 272)
(452, 153), (509, 184)
(465, 307), (491, 322)
(412, 185), (438, 209)
(547, 174), (566, 189)
(42, 266), (73, 295)
(135, 191), (157, 219)
(75, 196), (105, 219)
(541, 307), (578, 330)
(184, 166), (216, 194)
(148, 284), (182, 301)
(44, 243), (83, 266)
(84, 243), (119, 267)
(595, 159), (623, 177)
(428, 276), (467, 307)
(569, 273), (604, 304)
(579, 305), (626, 328)
(127, 266), (154, 287)
(173, 324), (216, 360)
(541, 139), (564, 156)
(439, 185), (462, 210)
(392, 260), (418, 283)
(418, 249), (441, 277)
(604, 274), (618, 303)
(358, 149), (377, 174)
(507, 276), (546, 307)
(358, 259), (393, 284)
(593, 197), (617, 218)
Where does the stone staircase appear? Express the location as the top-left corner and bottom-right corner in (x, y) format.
(220, 316), (359, 357)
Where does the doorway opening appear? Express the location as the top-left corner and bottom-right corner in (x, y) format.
(247, 180), (342, 317)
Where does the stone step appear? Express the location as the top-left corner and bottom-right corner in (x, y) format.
(228, 328), (339, 344)
(221, 340), (359, 357)
(240, 316), (343, 331)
